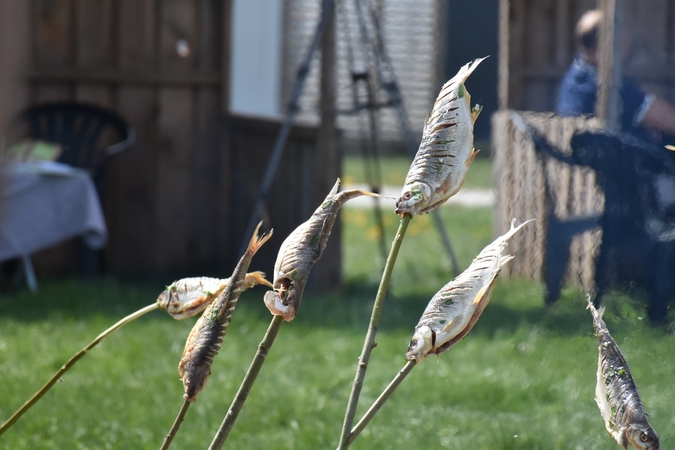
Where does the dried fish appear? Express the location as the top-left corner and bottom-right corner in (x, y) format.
(264, 178), (377, 321)
(157, 272), (272, 320)
(178, 223), (272, 402)
(588, 300), (660, 449)
(396, 57), (486, 217)
(406, 219), (532, 363)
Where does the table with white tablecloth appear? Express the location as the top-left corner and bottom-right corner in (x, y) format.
(0, 162), (108, 288)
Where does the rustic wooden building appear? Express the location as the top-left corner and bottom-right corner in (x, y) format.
(0, 0), (340, 286)
(494, 0), (675, 290)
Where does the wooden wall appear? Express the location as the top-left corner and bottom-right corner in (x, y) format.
(500, 0), (675, 112)
(3, 0), (339, 284)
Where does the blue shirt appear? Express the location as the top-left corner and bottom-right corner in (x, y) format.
(557, 56), (654, 141)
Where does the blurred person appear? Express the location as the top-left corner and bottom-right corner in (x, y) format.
(557, 9), (675, 145)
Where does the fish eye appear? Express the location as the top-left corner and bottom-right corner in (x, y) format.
(639, 432), (649, 443)
(409, 338), (417, 347)
(402, 191), (413, 200)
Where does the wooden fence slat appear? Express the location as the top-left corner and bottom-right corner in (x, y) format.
(156, 88), (195, 270)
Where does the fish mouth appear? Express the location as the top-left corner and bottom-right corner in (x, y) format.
(395, 201), (418, 217)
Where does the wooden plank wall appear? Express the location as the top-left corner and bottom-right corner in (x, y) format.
(16, 0), (336, 283)
(503, 0), (675, 111)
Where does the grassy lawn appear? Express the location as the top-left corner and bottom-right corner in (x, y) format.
(2, 186), (674, 447)
(342, 155), (493, 190)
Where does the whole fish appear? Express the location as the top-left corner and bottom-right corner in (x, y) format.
(406, 219), (532, 363)
(157, 272), (272, 320)
(588, 300), (660, 449)
(178, 223), (272, 402)
(264, 179), (377, 321)
(396, 57), (486, 217)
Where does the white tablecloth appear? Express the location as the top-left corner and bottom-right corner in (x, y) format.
(0, 163), (107, 261)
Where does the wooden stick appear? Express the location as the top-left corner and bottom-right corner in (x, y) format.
(208, 314), (285, 450)
(347, 360), (416, 446)
(337, 214), (411, 449)
(0, 303), (159, 435)
(159, 399), (191, 450)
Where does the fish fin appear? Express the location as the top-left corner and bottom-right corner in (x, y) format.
(465, 148), (480, 167)
(329, 178), (341, 197)
(243, 271), (273, 289)
(471, 285), (489, 306)
(498, 254), (515, 270)
(248, 222), (273, 255)
(666, 144), (675, 152)
(471, 104), (483, 123)
(440, 318), (455, 334)
(597, 304), (606, 319)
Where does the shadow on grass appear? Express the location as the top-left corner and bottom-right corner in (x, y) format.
(1, 276), (669, 340)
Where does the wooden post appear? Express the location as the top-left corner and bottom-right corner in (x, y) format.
(498, 0), (510, 110)
(314, 0), (340, 289)
(221, 0), (233, 113)
(595, 0), (624, 133)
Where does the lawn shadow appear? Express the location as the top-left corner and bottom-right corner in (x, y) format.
(293, 278), (671, 338)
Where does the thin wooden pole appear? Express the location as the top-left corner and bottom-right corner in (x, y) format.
(0, 303), (159, 436)
(159, 399), (191, 450)
(347, 360), (416, 446)
(337, 214), (411, 449)
(208, 315), (284, 450)
(595, 0), (624, 133)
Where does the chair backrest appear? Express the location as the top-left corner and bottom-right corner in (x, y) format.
(21, 102), (135, 174)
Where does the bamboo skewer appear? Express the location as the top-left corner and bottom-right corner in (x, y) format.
(159, 399), (191, 450)
(208, 314), (285, 450)
(347, 360), (416, 446)
(0, 303), (159, 436)
(337, 214), (411, 449)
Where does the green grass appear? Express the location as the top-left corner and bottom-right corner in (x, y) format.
(342, 155), (493, 190)
(1, 204), (674, 449)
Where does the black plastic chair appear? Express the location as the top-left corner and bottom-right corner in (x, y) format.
(12, 102), (135, 285)
(20, 102), (136, 197)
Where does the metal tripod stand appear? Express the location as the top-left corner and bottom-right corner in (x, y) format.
(239, 0), (460, 276)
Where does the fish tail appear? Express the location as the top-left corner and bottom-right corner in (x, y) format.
(248, 222), (273, 256)
(449, 56), (488, 86)
(503, 218), (535, 241)
(585, 294), (605, 318)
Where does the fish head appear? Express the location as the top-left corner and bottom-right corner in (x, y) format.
(156, 280), (180, 312)
(405, 326), (435, 363)
(395, 182), (432, 217)
(625, 424), (659, 450)
(263, 288), (296, 322)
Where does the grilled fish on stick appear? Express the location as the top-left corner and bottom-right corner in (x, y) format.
(588, 300), (660, 449)
(396, 57), (486, 217)
(406, 219), (532, 363)
(157, 273), (272, 320)
(264, 179), (378, 321)
(178, 223), (272, 402)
